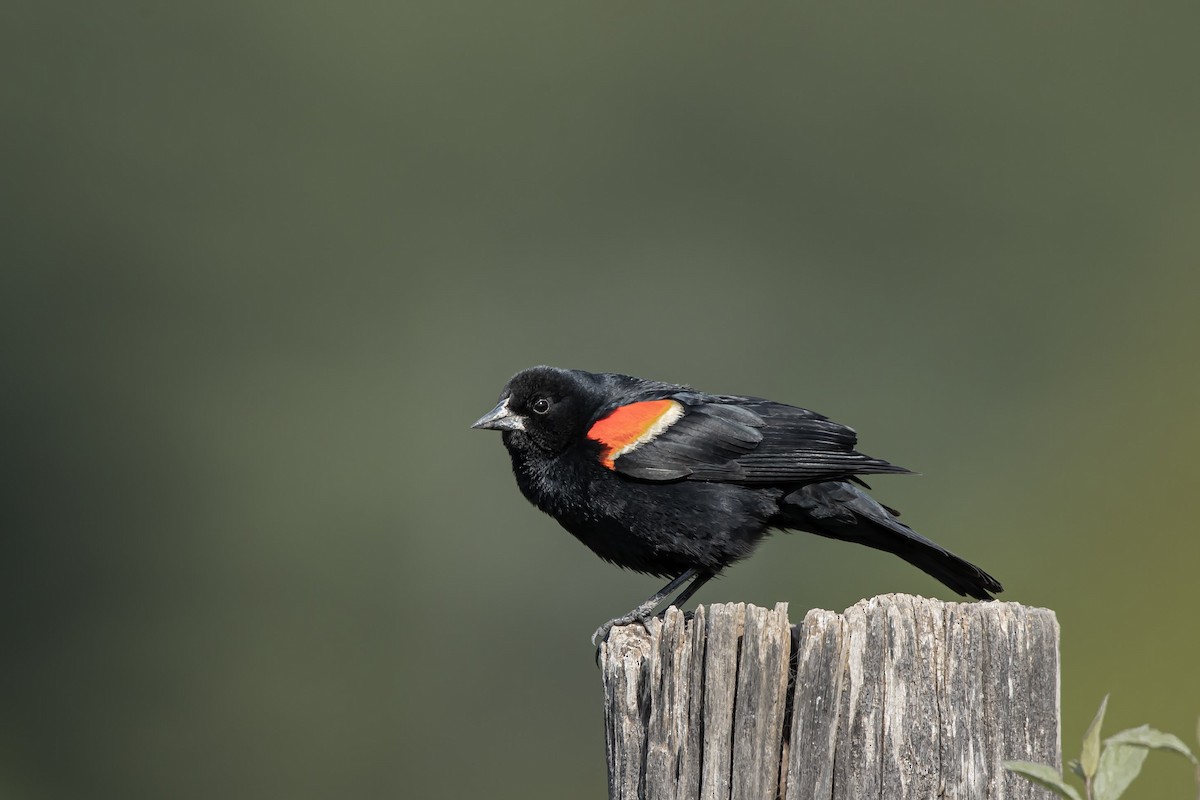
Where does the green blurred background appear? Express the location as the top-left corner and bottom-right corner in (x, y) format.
(4, 2), (1199, 798)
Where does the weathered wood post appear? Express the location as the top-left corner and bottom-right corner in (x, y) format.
(600, 594), (1060, 800)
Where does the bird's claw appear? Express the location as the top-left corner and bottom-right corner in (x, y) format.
(591, 621), (615, 649)
(591, 611), (655, 649)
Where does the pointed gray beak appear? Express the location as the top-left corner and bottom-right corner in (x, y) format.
(471, 398), (525, 431)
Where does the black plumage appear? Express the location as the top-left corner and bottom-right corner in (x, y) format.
(472, 366), (1002, 644)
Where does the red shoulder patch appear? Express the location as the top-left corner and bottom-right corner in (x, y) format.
(587, 399), (684, 469)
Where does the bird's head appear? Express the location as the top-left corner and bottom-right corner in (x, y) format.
(471, 366), (603, 455)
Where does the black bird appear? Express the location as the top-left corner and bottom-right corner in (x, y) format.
(472, 366), (1002, 645)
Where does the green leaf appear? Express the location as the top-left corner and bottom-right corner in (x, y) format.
(1067, 758), (1084, 779)
(1004, 761), (1084, 800)
(1093, 743), (1149, 800)
(1081, 694), (1109, 779)
(1105, 724), (1199, 765)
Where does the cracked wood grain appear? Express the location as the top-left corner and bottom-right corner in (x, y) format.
(600, 595), (1060, 800)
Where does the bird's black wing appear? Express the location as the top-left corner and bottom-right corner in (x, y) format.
(590, 392), (912, 484)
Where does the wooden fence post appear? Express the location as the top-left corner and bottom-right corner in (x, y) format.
(599, 594), (1060, 800)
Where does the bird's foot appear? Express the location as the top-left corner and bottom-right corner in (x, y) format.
(592, 612), (655, 667)
(592, 604), (698, 651)
(591, 611), (649, 648)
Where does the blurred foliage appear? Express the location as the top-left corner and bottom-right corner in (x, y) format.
(3, 2), (1200, 798)
(1007, 696), (1199, 800)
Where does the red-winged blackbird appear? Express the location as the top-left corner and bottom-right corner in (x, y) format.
(473, 366), (1002, 645)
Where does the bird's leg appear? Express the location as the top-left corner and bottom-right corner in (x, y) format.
(664, 569), (713, 610)
(591, 568), (706, 647)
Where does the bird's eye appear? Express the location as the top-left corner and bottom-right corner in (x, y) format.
(531, 398), (551, 414)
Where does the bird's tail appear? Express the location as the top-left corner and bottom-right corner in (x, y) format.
(780, 481), (1003, 600)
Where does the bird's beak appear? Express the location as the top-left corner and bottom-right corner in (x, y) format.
(471, 398), (525, 431)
